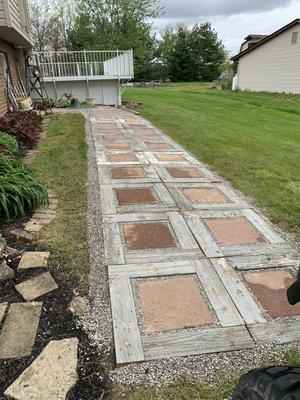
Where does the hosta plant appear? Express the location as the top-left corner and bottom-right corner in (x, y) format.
(0, 155), (48, 220)
(0, 110), (43, 149)
(0, 132), (19, 155)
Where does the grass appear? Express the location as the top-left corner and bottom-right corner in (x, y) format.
(34, 112), (89, 292)
(111, 347), (300, 400)
(123, 83), (300, 241)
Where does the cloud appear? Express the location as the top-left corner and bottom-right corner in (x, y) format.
(160, 0), (294, 18)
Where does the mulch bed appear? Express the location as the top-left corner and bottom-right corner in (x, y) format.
(0, 235), (112, 400)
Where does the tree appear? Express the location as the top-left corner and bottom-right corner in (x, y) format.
(29, 0), (75, 51)
(158, 25), (177, 80)
(168, 25), (195, 82)
(190, 22), (226, 81)
(68, 0), (163, 80)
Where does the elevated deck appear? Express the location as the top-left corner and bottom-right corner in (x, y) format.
(30, 50), (134, 105)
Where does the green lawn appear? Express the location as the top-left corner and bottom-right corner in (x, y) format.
(34, 112), (89, 292)
(123, 83), (300, 241)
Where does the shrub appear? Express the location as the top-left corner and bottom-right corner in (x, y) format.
(0, 110), (43, 149)
(0, 132), (19, 155)
(0, 155), (48, 220)
(55, 98), (71, 108)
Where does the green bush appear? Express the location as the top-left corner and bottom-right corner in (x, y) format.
(55, 99), (71, 108)
(0, 155), (48, 220)
(0, 132), (19, 155)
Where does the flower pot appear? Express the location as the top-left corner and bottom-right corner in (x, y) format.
(85, 97), (96, 106)
(17, 97), (32, 110)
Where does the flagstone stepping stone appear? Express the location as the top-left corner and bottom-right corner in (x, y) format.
(0, 261), (15, 283)
(69, 296), (89, 316)
(0, 302), (42, 358)
(4, 338), (78, 400)
(18, 252), (50, 271)
(15, 272), (58, 301)
(0, 302), (8, 324)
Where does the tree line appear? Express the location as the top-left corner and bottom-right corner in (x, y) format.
(29, 0), (229, 82)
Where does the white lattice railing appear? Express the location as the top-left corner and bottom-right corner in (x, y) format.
(32, 50), (134, 79)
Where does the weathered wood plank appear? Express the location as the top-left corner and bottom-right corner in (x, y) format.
(248, 320), (300, 344)
(211, 258), (266, 324)
(142, 326), (254, 360)
(103, 219), (125, 265)
(229, 255), (300, 270)
(193, 259), (244, 327)
(109, 277), (144, 364)
(125, 249), (203, 264)
(167, 212), (199, 249)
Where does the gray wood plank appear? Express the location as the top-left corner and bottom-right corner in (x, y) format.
(103, 219), (124, 264)
(125, 249), (203, 264)
(186, 217), (223, 257)
(229, 255), (300, 270)
(168, 212), (199, 249)
(248, 320), (300, 344)
(193, 260), (244, 327)
(211, 258), (266, 324)
(142, 326), (254, 360)
(110, 277), (144, 365)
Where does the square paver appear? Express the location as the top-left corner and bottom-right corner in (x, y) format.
(105, 142), (132, 150)
(123, 222), (177, 250)
(107, 153), (137, 163)
(205, 217), (265, 246)
(139, 276), (214, 332)
(244, 270), (300, 318)
(103, 212), (201, 264)
(155, 154), (186, 162)
(111, 167), (145, 179)
(147, 143), (174, 151)
(184, 188), (228, 204)
(116, 187), (157, 206)
(168, 167), (203, 178)
(103, 134), (124, 142)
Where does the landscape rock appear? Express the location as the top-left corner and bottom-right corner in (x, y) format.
(18, 251), (50, 271)
(0, 302), (8, 323)
(15, 272), (58, 301)
(0, 260), (15, 283)
(69, 296), (89, 316)
(0, 302), (42, 358)
(5, 338), (79, 400)
(10, 228), (34, 243)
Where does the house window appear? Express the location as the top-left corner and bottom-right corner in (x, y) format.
(291, 32), (298, 44)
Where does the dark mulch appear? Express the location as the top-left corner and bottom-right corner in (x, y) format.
(0, 239), (112, 400)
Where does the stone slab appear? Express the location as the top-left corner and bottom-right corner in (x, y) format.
(0, 261), (15, 283)
(111, 167), (145, 179)
(139, 276), (214, 333)
(18, 252), (50, 271)
(167, 167), (202, 178)
(116, 187), (157, 206)
(0, 302), (8, 324)
(15, 272), (58, 301)
(0, 302), (42, 358)
(5, 338), (78, 400)
(244, 269), (300, 318)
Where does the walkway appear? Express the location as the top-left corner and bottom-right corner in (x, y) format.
(90, 107), (300, 366)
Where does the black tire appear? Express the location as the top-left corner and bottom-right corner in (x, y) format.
(232, 365), (300, 400)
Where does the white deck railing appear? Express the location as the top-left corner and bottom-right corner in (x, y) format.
(32, 50), (134, 80)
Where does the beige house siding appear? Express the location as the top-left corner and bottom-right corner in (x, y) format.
(237, 24), (300, 94)
(0, 0), (31, 45)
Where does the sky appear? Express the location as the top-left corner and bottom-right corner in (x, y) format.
(154, 0), (300, 55)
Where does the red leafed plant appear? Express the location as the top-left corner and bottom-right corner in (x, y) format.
(0, 110), (43, 149)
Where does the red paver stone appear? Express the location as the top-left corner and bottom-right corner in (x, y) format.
(167, 167), (202, 178)
(148, 143), (174, 150)
(103, 134), (124, 141)
(107, 153), (137, 163)
(139, 276), (214, 332)
(244, 270), (300, 318)
(111, 167), (145, 179)
(123, 222), (176, 250)
(100, 123), (117, 129)
(135, 129), (158, 136)
(101, 129), (120, 135)
(115, 187), (157, 205)
(183, 187), (229, 204)
(143, 136), (163, 142)
(156, 154), (186, 162)
(105, 143), (131, 150)
(205, 217), (265, 246)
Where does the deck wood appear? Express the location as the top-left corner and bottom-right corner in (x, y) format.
(248, 320), (300, 344)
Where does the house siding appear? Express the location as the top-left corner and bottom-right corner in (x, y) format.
(237, 24), (300, 94)
(0, 38), (19, 115)
(0, 0), (31, 45)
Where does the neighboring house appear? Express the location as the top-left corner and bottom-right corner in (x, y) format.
(0, 0), (31, 114)
(231, 19), (300, 94)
